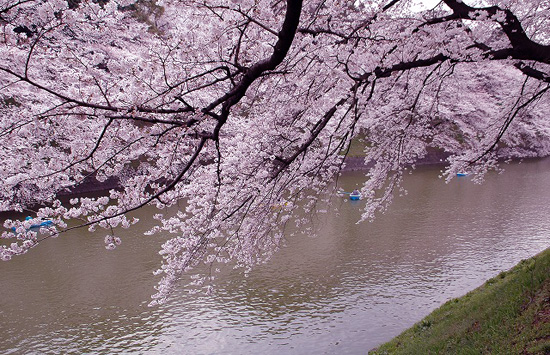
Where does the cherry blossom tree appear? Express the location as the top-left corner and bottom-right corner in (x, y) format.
(0, 0), (548, 303)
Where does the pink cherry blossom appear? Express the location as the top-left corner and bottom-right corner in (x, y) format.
(0, 0), (548, 303)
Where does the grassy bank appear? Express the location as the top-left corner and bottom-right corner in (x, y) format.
(370, 248), (550, 354)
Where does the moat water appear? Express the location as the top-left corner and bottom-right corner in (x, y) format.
(1, 159), (549, 354)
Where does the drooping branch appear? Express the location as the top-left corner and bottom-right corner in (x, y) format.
(361, 51), (548, 86)
(274, 96), (350, 173)
(347, 53), (454, 93)
(470, 84), (550, 164)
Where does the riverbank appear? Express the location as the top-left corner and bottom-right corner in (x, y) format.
(342, 147), (449, 171)
(59, 148), (450, 195)
(370, 247), (550, 354)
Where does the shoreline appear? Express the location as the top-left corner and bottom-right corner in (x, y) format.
(341, 148), (450, 171)
(369, 247), (550, 354)
(66, 150), (452, 195)
(9, 154), (549, 206)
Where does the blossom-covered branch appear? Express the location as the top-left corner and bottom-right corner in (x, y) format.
(0, 0), (548, 304)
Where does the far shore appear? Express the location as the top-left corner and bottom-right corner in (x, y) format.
(65, 149), (451, 196)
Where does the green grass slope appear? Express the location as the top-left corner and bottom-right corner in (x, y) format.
(370, 248), (550, 355)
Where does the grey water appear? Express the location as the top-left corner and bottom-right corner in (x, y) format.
(1, 159), (549, 354)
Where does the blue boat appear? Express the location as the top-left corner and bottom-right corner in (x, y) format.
(337, 190), (361, 200)
(10, 216), (53, 232)
(31, 220), (53, 228)
(350, 190), (361, 200)
(456, 172), (469, 176)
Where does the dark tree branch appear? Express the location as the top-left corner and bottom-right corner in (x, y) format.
(0, 0), (35, 15)
(358, 53), (451, 82)
(440, 0), (550, 64)
(513, 62), (550, 83)
(273, 96), (350, 176)
(203, 0), (303, 118)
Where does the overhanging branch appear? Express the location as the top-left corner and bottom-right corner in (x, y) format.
(440, 0), (550, 64)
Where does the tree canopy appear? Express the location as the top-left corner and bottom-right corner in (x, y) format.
(0, 0), (549, 303)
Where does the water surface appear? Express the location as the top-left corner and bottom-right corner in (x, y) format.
(1, 159), (549, 354)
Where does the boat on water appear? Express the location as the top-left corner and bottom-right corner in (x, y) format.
(349, 190), (361, 200)
(456, 172), (469, 176)
(10, 216), (53, 232)
(337, 189), (361, 200)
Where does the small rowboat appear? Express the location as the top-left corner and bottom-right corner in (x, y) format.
(10, 217), (53, 232)
(349, 193), (361, 200)
(338, 190), (361, 200)
(30, 220), (53, 228)
(456, 172), (469, 176)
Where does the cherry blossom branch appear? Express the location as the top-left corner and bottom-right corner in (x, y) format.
(32, 136), (209, 245)
(470, 84), (549, 164)
(0, 66), (196, 114)
(205, 4), (279, 36)
(204, 0), (303, 118)
(438, 0), (549, 64)
(273, 96), (350, 175)
(514, 62), (550, 83)
(298, 0), (401, 42)
(0, 0), (35, 15)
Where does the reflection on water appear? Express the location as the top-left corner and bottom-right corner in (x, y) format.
(1, 159), (550, 354)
